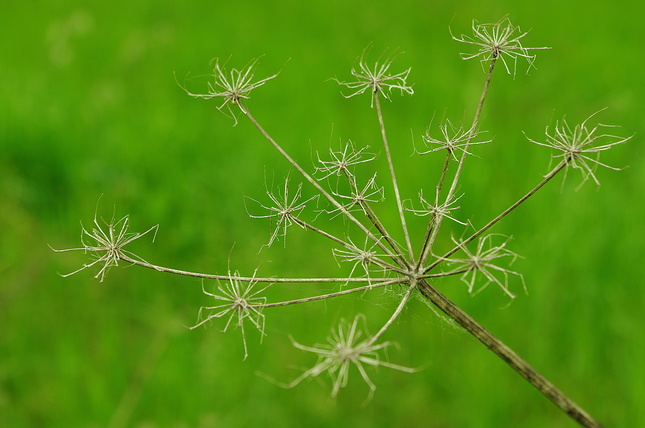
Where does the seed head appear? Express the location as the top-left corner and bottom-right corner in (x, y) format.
(245, 176), (319, 247)
(439, 234), (525, 299)
(451, 17), (550, 76)
(285, 315), (414, 400)
(525, 110), (632, 189)
(51, 213), (158, 282)
(418, 119), (491, 161)
(179, 58), (278, 124)
(191, 271), (271, 360)
(334, 50), (414, 107)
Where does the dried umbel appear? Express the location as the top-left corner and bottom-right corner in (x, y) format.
(451, 16), (551, 76)
(55, 17), (629, 428)
(51, 210), (158, 282)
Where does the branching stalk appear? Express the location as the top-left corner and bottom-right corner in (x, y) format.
(261, 278), (403, 308)
(54, 20), (624, 427)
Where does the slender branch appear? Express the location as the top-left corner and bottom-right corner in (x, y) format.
(374, 94), (415, 261)
(416, 152), (451, 271)
(435, 151), (453, 197)
(118, 254), (392, 284)
(367, 279), (417, 345)
(119, 251), (463, 285)
(262, 278), (404, 308)
(446, 58), (497, 199)
(418, 267), (470, 279)
(290, 211), (406, 275)
(417, 279), (603, 428)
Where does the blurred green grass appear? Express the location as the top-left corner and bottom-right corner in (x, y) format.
(1, 1), (644, 427)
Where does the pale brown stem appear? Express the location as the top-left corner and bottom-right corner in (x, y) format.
(417, 279), (603, 428)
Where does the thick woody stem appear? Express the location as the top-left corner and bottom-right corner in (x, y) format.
(417, 279), (603, 428)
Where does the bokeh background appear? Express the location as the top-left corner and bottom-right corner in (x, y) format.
(2, 1), (643, 427)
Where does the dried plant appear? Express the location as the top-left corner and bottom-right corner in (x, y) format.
(54, 17), (631, 428)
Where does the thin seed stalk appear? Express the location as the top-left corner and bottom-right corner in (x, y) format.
(446, 57), (497, 198)
(261, 278), (403, 309)
(118, 253), (391, 284)
(374, 94), (415, 262)
(367, 279), (417, 345)
(416, 152), (451, 271)
(290, 216), (406, 275)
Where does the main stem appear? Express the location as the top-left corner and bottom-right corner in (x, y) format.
(417, 279), (603, 428)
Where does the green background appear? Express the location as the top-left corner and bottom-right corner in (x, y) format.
(2, 0), (643, 427)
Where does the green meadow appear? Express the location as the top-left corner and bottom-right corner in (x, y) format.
(2, 1), (644, 427)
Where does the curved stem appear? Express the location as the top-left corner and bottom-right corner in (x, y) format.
(417, 279), (603, 428)
(367, 279), (417, 345)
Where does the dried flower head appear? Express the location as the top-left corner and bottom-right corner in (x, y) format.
(179, 58), (278, 124)
(191, 272), (271, 360)
(285, 315), (414, 400)
(332, 237), (390, 280)
(50, 212), (158, 282)
(406, 191), (467, 226)
(315, 140), (376, 181)
(525, 110), (632, 189)
(451, 17), (550, 75)
(334, 50), (414, 107)
(330, 173), (384, 216)
(245, 177), (319, 247)
(439, 234), (525, 299)
(418, 119), (491, 161)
